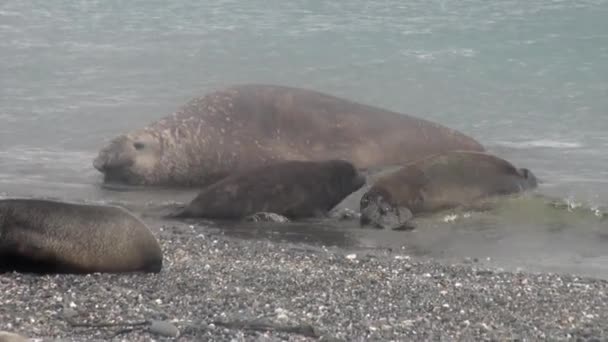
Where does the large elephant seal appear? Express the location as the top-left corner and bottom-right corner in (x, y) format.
(93, 84), (485, 187)
(0, 199), (163, 274)
(169, 159), (366, 220)
(359, 151), (538, 230)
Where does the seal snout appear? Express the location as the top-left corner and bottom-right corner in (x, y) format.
(93, 136), (135, 173)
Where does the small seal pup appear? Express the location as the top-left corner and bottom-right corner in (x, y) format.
(359, 151), (538, 230)
(168, 159), (366, 220)
(93, 84), (484, 187)
(0, 198), (163, 274)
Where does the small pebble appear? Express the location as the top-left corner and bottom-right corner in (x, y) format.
(149, 320), (179, 338)
(62, 308), (78, 319)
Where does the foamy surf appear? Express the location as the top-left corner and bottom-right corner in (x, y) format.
(496, 139), (583, 149)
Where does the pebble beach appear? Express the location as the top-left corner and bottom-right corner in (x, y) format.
(2, 223), (607, 342)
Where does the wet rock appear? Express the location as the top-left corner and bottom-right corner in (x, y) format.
(244, 212), (290, 223)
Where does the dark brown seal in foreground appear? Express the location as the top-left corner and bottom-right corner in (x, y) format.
(359, 151), (538, 230)
(169, 159), (366, 220)
(0, 199), (163, 274)
(93, 84), (485, 187)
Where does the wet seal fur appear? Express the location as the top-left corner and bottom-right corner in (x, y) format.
(0, 199), (163, 274)
(360, 151), (538, 230)
(168, 159), (366, 220)
(93, 84), (485, 187)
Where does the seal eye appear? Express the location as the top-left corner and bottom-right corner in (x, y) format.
(133, 142), (145, 150)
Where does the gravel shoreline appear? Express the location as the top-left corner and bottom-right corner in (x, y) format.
(1, 223), (608, 341)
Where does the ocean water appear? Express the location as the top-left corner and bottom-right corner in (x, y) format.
(1, 0), (608, 277)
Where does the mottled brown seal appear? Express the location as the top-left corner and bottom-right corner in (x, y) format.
(359, 151), (538, 230)
(93, 84), (485, 187)
(0, 199), (163, 274)
(169, 159), (366, 220)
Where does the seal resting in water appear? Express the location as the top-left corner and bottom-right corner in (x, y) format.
(359, 151), (538, 230)
(0, 199), (163, 274)
(168, 159), (366, 220)
(93, 84), (485, 187)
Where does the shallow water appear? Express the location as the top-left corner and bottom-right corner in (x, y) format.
(1, 0), (608, 278)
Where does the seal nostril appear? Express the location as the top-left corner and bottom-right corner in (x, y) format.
(133, 142), (145, 150)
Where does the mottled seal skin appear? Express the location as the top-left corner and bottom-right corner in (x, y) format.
(93, 84), (485, 187)
(169, 159), (366, 220)
(0, 199), (163, 274)
(360, 151), (538, 230)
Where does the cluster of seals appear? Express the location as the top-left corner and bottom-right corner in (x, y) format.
(93, 84), (485, 187)
(0, 199), (163, 274)
(359, 151), (539, 230)
(5, 84), (538, 276)
(169, 159), (366, 220)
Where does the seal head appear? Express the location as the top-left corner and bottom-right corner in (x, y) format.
(359, 189), (415, 230)
(93, 131), (164, 185)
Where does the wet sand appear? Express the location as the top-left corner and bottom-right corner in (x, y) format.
(1, 218), (608, 341)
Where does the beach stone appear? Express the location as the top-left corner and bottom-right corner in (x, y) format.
(149, 320), (179, 338)
(62, 308), (78, 319)
(0, 331), (28, 342)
